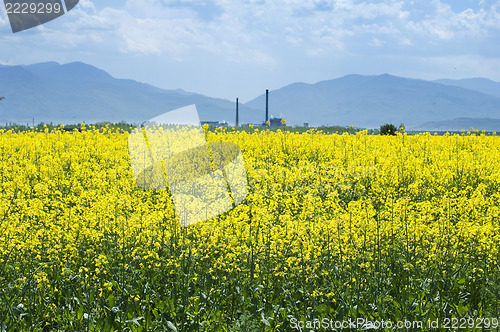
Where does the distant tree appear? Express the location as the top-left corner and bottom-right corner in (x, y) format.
(380, 123), (397, 136)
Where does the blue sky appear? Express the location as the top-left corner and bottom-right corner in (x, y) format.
(1, 0), (500, 102)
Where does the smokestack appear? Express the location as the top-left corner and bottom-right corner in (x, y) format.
(236, 98), (239, 127)
(265, 89), (269, 123)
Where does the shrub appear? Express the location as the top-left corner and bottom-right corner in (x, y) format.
(380, 123), (397, 135)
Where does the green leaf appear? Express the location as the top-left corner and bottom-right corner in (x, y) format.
(77, 306), (84, 320)
(108, 294), (116, 307)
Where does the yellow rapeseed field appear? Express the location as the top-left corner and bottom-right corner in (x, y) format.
(0, 125), (499, 331)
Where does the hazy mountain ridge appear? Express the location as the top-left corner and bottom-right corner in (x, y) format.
(415, 117), (500, 132)
(434, 78), (500, 99)
(245, 74), (500, 129)
(0, 62), (261, 125)
(2, 61), (500, 130)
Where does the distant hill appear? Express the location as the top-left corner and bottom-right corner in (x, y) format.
(434, 78), (500, 99)
(0, 62), (261, 125)
(245, 74), (500, 128)
(415, 117), (500, 132)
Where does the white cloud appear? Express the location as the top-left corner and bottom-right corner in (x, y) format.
(7, 0), (495, 60)
(77, 0), (96, 13)
(0, 4), (9, 29)
(62, 0), (500, 65)
(402, 1), (500, 43)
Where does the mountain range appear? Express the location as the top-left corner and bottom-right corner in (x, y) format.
(433, 78), (500, 99)
(1, 61), (500, 130)
(0, 62), (261, 125)
(246, 75), (500, 129)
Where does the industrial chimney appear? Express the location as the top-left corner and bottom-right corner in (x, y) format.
(236, 98), (239, 127)
(265, 89), (269, 124)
